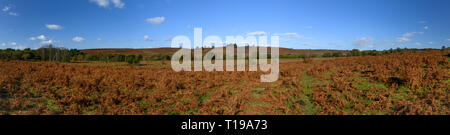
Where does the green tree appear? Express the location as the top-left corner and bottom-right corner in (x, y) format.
(322, 52), (332, 58)
(126, 55), (136, 64)
(332, 52), (343, 57)
(350, 49), (360, 56)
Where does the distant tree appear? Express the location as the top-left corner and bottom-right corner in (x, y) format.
(322, 52), (332, 58)
(69, 49), (84, 57)
(136, 55), (143, 64)
(37, 45), (71, 62)
(126, 55), (136, 65)
(12, 51), (23, 60)
(332, 52), (343, 57)
(368, 50), (378, 56)
(350, 49), (360, 56)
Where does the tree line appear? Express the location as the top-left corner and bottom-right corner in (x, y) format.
(0, 45), (168, 65)
(1, 45), (446, 63)
(281, 46), (448, 59)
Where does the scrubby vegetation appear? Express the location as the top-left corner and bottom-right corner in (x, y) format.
(0, 50), (448, 115)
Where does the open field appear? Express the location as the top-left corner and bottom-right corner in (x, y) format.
(0, 50), (448, 115)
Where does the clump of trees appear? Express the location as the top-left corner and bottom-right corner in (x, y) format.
(0, 45), (82, 62)
(145, 53), (171, 61)
(0, 44), (147, 65)
(37, 45), (72, 62)
(321, 47), (444, 58)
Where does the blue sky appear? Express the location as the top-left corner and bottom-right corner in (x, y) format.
(0, 0), (449, 50)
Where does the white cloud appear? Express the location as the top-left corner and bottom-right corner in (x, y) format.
(353, 37), (374, 48)
(97, 38), (103, 41)
(2, 6), (18, 16)
(424, 26), (428, 30)
(247, 31), (267, 36)
(8, 12), (18, 16)
(90, 0), (125, 9)
(396, 32), (423, 42)
(90, 0), (109, 8)
(40, 40), (57, 45)
(111, 0), (125, 8)
(29, 37), (36, 41)
(146, 17), (165, 24)
(37, 35), (47, 40)
(45, 24), (63, 30)
(72, 36), (85, 43)
(447, 38), (450, 41)
(396, 37), (411, 42)
(428, 42), (433, 44)
(1, 43), (5, 46)
(143, 35), (152, 41)
(415, 42), (422, 46)
(10, 42), (17, 46)
(305, 26), (313, 29)
(2, 6), (10, 12)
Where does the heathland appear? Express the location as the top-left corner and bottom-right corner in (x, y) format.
(0, 47), (448, 115)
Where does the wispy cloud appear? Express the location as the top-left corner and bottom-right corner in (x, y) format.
(424, 26), (429, 30)
(2, 6), (10, 12)
(2, 5), (19, 16)
(247, 31), (267, 36)
(4, 42), (29, 50)
(8, 12), (18, 16)
(277, 32), (313, 40)
(46, 24), (63, 30)
(396, 32), (423, 42)
(353, 37), (374, 48)
(90, 0), (125, 9)
(305, 26), (313, 29)
(111, 0), (125, 8)
(146, 17), (165, 24)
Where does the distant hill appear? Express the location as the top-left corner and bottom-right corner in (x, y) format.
(81, 47), (348, 56)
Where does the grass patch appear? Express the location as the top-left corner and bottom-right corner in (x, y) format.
(293, 71), (321, 115)
(197, 96), (210, 103)
(354, 76), (388, 92)
(251, 87), (266, 98)
(249, 102), (270, 106)
(392, 86), (411, 101)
